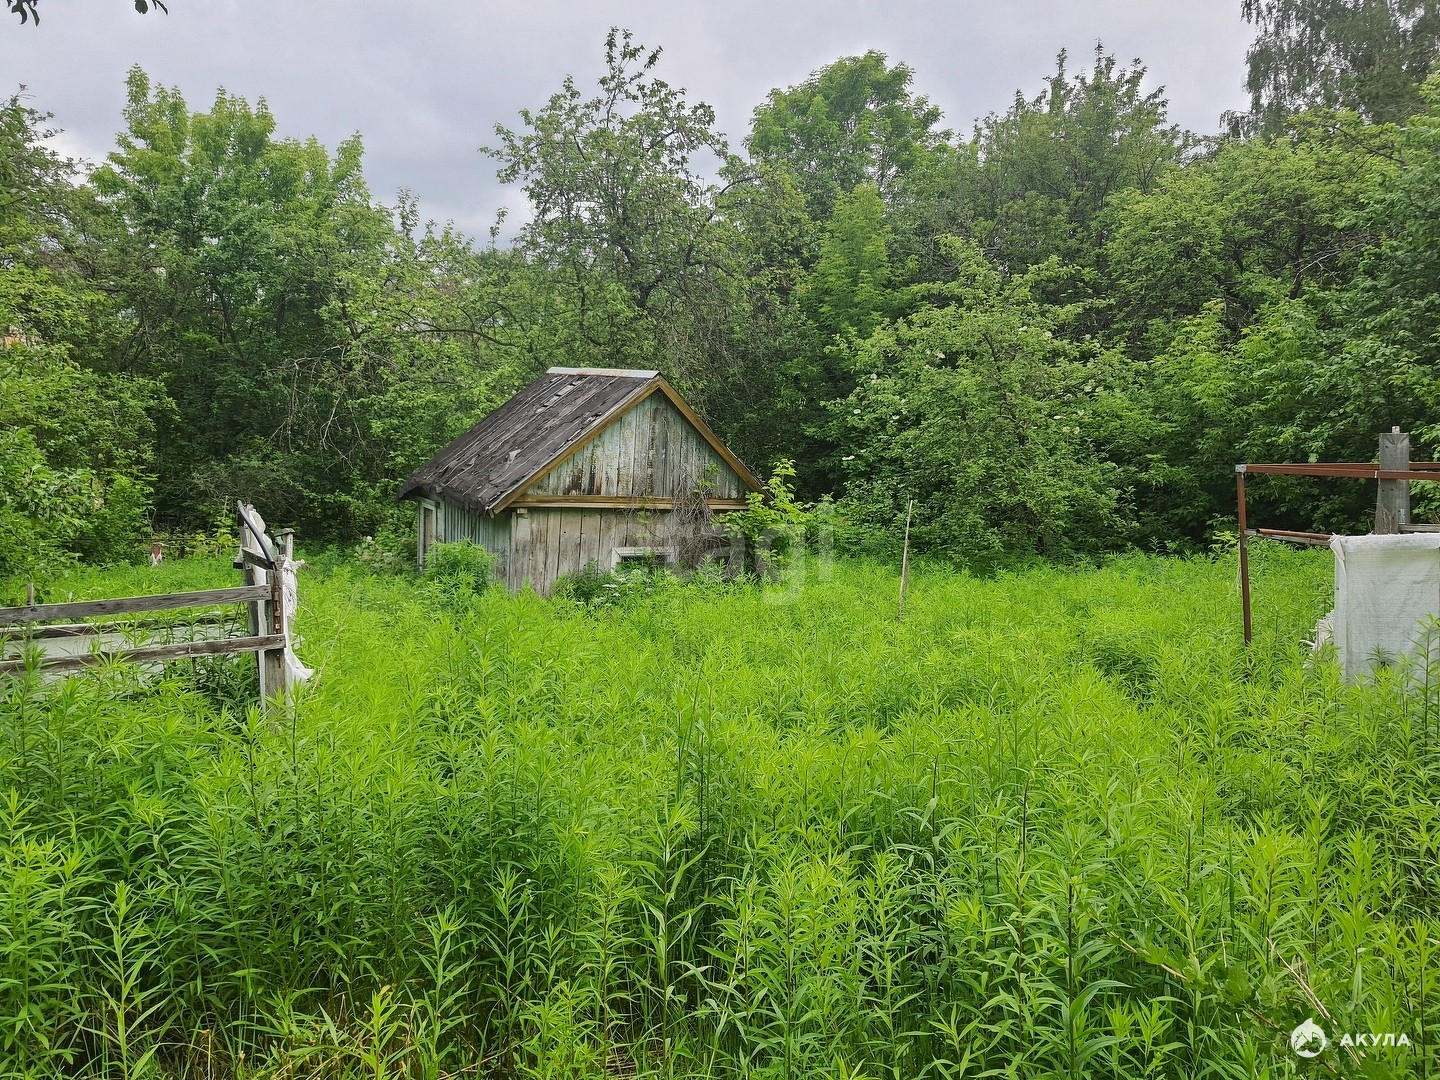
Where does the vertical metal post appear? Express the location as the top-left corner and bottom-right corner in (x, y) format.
(1237, 466), (1252, 646)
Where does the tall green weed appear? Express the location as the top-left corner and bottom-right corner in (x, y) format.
(1, 548), (1436, 1077)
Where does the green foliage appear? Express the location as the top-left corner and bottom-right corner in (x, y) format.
(1321, 78), (1440, 451)
(84, 70), (387, 537)
(946, 46), (1189, 276)
(1104, 110), (1399, 354)
(551, 559), (619, 606)
(488, 28), (745, 388)
(747, 50), (947, 222)
(833, 239), (1124, 562)
(553, 558), (687, 608)
(801, 184), (894, 341)
(3, 551), (1438, 1078)
(726, 461), (831, 573)
(0, 92), (72, 255)
(352, 503), (420, 576)
(1234, 0), (1440, 134)
(0, 95), (159, 580)
(422, 540), (498, 604)
(0, 424), (89, 581)
(66, 69), (530, 543)
(0, 343), (159, 579)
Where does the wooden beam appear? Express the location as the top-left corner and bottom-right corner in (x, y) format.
(1279, 461), (1440, 470)
(0, 634), (286, 676)
(1242, 463), (1435, 480)
(508, 495), (750, 510)
(0, 585), (271, 626)
(1376, 429), (1410, 533)
(1251, 528), (1333, 547)
(0, 616), (231, 641)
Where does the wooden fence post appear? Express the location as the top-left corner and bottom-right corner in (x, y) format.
(1376, 428), (1410, 533)
(238, 502), (286, 704)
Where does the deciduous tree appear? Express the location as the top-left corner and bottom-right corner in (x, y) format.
(747, 51), (946, 227)
(1232, 0), (1440, 133)
(488, 28), (744, 387)
(950, 47), (1189, 276)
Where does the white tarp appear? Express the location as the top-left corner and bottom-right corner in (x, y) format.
(1330, 533), (1440, 681)
(279, 554), (314, 688)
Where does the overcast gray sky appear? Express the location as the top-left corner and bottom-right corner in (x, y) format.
(3, 2), (1254, 239)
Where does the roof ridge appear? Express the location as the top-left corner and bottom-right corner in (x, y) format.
(545, 366), (659, 378)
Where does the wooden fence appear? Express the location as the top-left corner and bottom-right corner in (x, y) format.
(0, 502), (303, 704)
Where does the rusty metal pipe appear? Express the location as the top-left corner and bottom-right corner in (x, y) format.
(1237, 467), (1252, 647)
(1255, 528), (1333, 542)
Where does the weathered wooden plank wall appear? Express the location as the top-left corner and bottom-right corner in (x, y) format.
(506, 508), (671, 595)
(428, 500), (513, 579)
(528, 395), (747, 500)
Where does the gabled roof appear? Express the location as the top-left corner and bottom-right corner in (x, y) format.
(397, 367), (763, 517)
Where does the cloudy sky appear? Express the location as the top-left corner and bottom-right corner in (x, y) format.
(3, 2), (1255, 239)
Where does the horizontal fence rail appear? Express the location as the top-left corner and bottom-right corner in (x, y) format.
(0, 615), (232, 642)
(0, 585), (270, 626)
(1, 502), (301, 705)
(0, 633), (285, 676)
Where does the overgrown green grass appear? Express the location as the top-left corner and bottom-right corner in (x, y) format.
(2, 547), (1437, 1078)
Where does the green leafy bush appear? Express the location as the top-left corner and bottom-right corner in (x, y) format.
(0, 332), (160, 582)
(353, 504), (420, 575)
(726, 460), (837, 575)
(552, 560), (619, 605)
(422, 540), (498, 604)
(553, 558), (684, 608)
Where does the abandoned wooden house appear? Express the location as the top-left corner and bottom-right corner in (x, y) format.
(397, 367), (764, 594)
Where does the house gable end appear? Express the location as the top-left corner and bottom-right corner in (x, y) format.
(400, 368), (762, 518)
(517, 391), (753, 503)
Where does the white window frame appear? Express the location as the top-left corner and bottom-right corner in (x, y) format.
(418, 500), (439, 566)
(611, 545), (675, 569)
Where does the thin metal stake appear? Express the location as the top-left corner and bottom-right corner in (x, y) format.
(898, 498), (914, 623)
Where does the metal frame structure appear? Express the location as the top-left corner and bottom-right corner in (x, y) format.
(1235, 459), (1440, 644)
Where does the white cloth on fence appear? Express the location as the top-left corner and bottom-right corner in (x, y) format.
(1330, 533), (1440, 681)
(279, 555), (314, 686)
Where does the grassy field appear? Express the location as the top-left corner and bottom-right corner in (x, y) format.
(2, 547), (1437, 1078)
